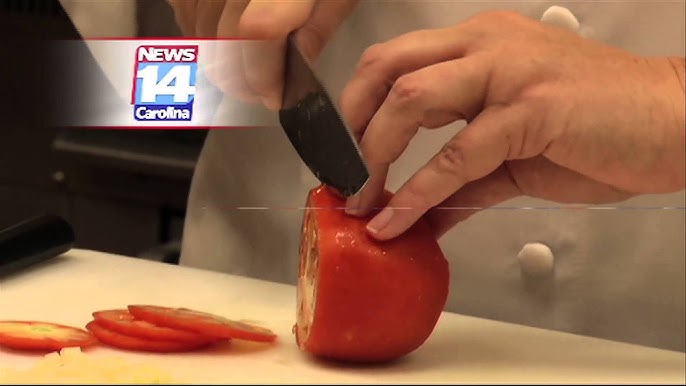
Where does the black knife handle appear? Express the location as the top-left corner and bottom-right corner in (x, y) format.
(0, 214), (75, 276)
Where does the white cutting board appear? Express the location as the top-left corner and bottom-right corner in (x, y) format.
(1, 250), (684, 384)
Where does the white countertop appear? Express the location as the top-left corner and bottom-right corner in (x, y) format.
(1, 249), (684, 384)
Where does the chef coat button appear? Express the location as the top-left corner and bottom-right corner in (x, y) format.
(517, 242), (555, 276)
(540, 5), (580, 32)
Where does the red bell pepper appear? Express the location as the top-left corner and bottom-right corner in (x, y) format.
(296, 185), (450, 363)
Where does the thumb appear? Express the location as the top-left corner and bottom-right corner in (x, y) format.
(167, 0), (199, 37)
(294, 0), (359, 61)
(237, 0), (317, 110)
(238, 0), (358, 110)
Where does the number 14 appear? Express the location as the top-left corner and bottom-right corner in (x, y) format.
(137, 65), (195, 103)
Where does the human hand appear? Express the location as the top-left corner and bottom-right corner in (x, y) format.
(167, 0), (358, 110)
(340, 10), (685, 240)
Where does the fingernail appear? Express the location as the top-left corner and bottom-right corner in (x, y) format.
(345, 196), (360, 215)
(367, 207), (393, 235)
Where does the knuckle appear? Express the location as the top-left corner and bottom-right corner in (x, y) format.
(388, 74), (426, 107)
(357, 43), (388, 72)
(519, 84), (554, 118)
(436, 140), (467, 177)
(358, 29), (433, 72)
(524, 87), (553, 113)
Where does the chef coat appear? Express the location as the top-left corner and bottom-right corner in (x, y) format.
(60, 1), (685, 352)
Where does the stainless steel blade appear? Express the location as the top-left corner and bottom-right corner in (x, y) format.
(278, 34), (369, 197)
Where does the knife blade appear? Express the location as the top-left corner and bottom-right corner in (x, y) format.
(278, 34), (369, 198)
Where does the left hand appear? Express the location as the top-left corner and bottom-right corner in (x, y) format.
(339, 10), (685, 240)
(166, 0), (357, 110)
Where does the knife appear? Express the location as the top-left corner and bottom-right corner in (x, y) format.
(0, 214), (75, 277)
(278, 34), (369, 198)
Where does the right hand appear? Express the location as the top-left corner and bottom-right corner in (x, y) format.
(338, 11), (685, 240)
(166, 0), (358, 110)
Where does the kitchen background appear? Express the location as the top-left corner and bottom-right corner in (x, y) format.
(0, 0), (204, 264)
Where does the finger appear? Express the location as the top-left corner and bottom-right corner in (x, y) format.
(360, 57), (488, 165)
(216, 0), (249, 37)
(238, 0), (316, 109)
(239, 0), (316, 39)
(366, 104), (528, 240)
(240, 40), (285, 110)
(167, 0), (199, 36)
(294, 0), (359, 60)
(203, 0), (257, 101)
(339, 26), (478, 137)
(346, 57), (489, 216)
(426, 157), (633, 238)
(195, 0), (228, 38)
(424, 165), (521, 238)
(345, 162), (388, 216)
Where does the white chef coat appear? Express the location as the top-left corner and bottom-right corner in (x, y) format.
(60, 1), (686, 352)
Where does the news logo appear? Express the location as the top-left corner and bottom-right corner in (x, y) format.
(132, 45), (198, 122)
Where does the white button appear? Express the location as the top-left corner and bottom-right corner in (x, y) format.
(517, 242), (555, 276)
(540, 6), (580, 32)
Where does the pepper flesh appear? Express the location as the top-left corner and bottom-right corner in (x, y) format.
(296, 185), (450, 363)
